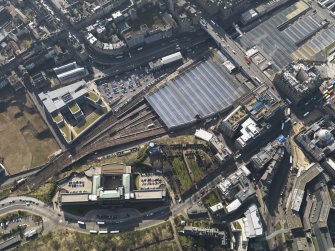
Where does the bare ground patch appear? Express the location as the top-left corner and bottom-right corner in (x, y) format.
(0, 95), (59, 174)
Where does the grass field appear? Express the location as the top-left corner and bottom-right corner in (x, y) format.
(0, 96), (59, 174)
(29, 183), (57, 204)
(135, 174), (141, 190)
(144, 240), (179, 251)
(87, 91), (99, 102)
(202, 190), (221, 208)
(186, 158), (205, 182)
(18, 222), (174, 251)
(74, 109), (103, 135)
(59, 148), (147, 180)
(172, 158), (192, 191)
(157, 135), (206, 145)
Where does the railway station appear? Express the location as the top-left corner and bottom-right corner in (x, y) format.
(145, 59), (247, 129)
(237, 0), (335, 71)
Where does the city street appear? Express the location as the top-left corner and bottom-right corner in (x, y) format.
(200, 17), (281, 100)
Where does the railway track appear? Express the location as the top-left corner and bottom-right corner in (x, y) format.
(83, 105), (155, 145)
(20, 95), (162, 191)
(27, 127), (167, 189)
(74, 94), (146, 150)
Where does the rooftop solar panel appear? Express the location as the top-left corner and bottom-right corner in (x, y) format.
(146, 60), (247, 129)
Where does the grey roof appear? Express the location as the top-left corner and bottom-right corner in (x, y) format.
(237, 8), (333, 69)
(0, 29), (8, 43)
(146, 60), (246, 129)
(313, 222), (333, 251)
(53, 61), (77, 75)
(38, 81), (87, 113)
(282, 15), (324, 46)
(58, 68), (87, 83)
(0, 236), (21, 250)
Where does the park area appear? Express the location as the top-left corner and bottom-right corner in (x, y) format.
(0, 94), (59, 174)
(172, 158), (193, 192)
(171, 148), (214, 193)
(18, 222), (176, 251)
(202, 190), (221, 208)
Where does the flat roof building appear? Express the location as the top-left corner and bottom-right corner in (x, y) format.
(194, 129), (213, 142)
(226, 198), (242, 213)
(216, 166), (255, 207)
(221, 85), (285, 150)
(39, 81), (87, 114)
(252, 137), (285, 194)
(209, 202), (224, 213)
(58, 164), (166, 206)
(251, 137), (285, 171)
(289, 163), (323, 213)
(301, 175), (335, 251)
(242, 204), (264, 239)
(296, 118), (335, 162)
(221, 105), (248, 138)
(161, 52), (183, 65)
(274, 61), (324, 105)
(195, 129), (232, 164)
(181, 226), (226, 245)
(38, 81), (108, 144)
(235, 118), (261, 150)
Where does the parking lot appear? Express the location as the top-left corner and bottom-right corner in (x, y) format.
(0, 214), (41, 236)
(97, 64), (179, 110)
(58, 173), (93, 194)
(138, 174), (164, 190)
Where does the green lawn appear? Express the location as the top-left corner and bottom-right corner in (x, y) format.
(69, 103), (80, 114)
(59, 124), (71, 142)
(135, 174), (141, 190)
(187, 219), (211, 228)
(186, 158), (205, 182)
(172, 158), (192, 191)
(87, 91), (99, 102)
(202, 190), (220, 208)
(51, 112), (62, 124)
(233, 221), (242, 230)
(74, 110), (103, 134)
(134, 146), (148, 164)
(29, 183), (57, 204)
(18, 222), (174, 251)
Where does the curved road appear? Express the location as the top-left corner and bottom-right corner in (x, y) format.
(0, 196), (173, 233)
(0, 166), (227, 234)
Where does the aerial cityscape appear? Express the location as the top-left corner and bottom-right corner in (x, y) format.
(1, 0), (335, 250)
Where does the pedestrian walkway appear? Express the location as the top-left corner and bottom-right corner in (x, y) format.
(265, 228), (291, 240)
(169, 218), (183, 251)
